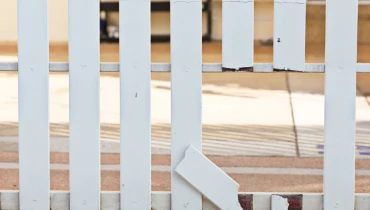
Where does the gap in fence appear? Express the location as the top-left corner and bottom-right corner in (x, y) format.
(2, 41), (370, 193)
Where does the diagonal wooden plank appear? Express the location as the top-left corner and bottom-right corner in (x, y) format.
(175, 145), (242, 210)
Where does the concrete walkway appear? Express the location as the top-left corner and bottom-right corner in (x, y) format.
(1, 71), (370, 158)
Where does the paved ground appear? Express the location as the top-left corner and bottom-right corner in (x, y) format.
(1, 42), (370, 192)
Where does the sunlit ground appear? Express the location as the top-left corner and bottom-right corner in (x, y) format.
(1, 42), (370, 158)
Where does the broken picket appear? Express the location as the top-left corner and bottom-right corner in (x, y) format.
(175, 145), (242, 210)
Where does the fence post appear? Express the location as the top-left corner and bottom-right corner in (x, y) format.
(324, 0), (358, 209)
(17, 0), (50, 209)
(119, 0), (152, 209)
(170, 0), (203, 208)
(68, 0), (101, 209)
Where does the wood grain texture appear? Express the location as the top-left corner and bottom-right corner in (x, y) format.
(17, 0), (50, 209)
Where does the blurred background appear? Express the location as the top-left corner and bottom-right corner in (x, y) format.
(1, 0), (370, 193)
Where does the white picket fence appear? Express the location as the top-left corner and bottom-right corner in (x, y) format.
(0, 0), (365, 209)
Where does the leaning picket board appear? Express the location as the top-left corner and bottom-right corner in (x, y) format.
(68, 0), (101, 209)
(222, 0), (254, 70)
(17, 0), (50, 209)
(273, 0), (306, 71)
(324, 0), (358, 209)
(170, 0), (203, 208)
(119, 0), (151, 209)
(175, 145), (242, 210)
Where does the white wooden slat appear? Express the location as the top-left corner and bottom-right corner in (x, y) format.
(175, 145), (242, 210)
(253, 193), (270, 210)
(50, 192), (70, 210)
(8, 62), (370, 72)
(271, 195), (289, 210)
(0, 191), (19, 210)
(17, 0), (50, 209)
(101, 192), (120, 210)
(302, 194), (323, 210)
(324, 0), (358, 209)
(119, 0), (151, 209)
(171, 0), (203, 208)
(222, 0), (254, 70)
(355, 194), (370, 209)
(151, 192), (171, 210)
(68, 0), (101, 209)
(273, 0), (306, 71)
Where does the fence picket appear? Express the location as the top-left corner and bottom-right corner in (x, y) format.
(17, 0), (50, 209)
(222, 0), (254, 71)
(119, 0), (151, 209)
(324, 0), (358, 209)
(170, 0), (203, 208)
(273, 0), (306, 71)
(68, 0), (101, 209)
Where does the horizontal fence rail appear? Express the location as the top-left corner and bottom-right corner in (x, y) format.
(2, 62), (370, 72)
(0, 0), (363, 208)
(2, 62), (370, 73)
(1, 191), (370, 210)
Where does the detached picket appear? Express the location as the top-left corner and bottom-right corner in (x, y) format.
(222, 0), (254, 71)
(68, 0), (101, 209)
(17, 0), (50, 209)
(324, 0), (358, 209)
(170, 0), (203, 208)
(273, 0), (306, 71)
(119, 0), (151, 209)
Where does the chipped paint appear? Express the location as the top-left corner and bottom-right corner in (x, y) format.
(222, 67), (253, 72)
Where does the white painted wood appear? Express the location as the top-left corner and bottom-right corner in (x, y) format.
(202, 197), (219, 210)
(273, 0), (306, 71)
(17, 0), (50, 209)
(271, 195), (289, 210)
(151, 192), (171, 210)
(355, 194), (370, 210)
(171, 0), (203, 208)
(6, 62), (370, 73)
(50, 191), (70, 210)
(253, 193), (271, 210)
(175, 145), (242, 210)
(0, 191), (19, 210)
(222, 0), (253, 70)
(324, 0), (358, 209)
(101, 192), (120, 210)
(68, 0), (101, 209)
(119, 0), (151, 209)
(302, 194), (323, 210)
(3, 191), (370, 209)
